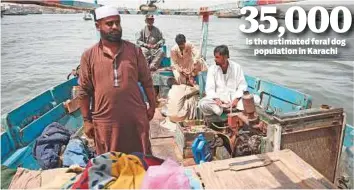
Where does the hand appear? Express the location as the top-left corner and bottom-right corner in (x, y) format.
(232, 98), (239, 108)
(84, 121), (94, 139)
(181, 71), (188, 77)
(213, 98), (223, 106)
(150, 65), (158, 71)
(151, 44), (158, 49)
(181, 69), (191, 76)
(187, 77), (195, 86)
(147, 107), (155, 121)
(146, 44), (154, 49)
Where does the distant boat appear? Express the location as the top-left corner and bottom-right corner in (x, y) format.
(83, 12), (92, 21)
(239, 0), (301, 7)
(3, 11), (28, 16)
(217, 9), (242, 18)
(129, 10), (138, 15)
(215, 1), (242, 19)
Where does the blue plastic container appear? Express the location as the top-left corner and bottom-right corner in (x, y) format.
(192, 134), (212, 164)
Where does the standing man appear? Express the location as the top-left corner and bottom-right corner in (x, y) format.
(78, 6), (156, 155)
(170, 34), (207, 85)
(199, 45), (248, 116)
(137, 14), (165, 71)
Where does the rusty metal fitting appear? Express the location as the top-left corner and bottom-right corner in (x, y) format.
(320, 104), (331, 109)
(227, 113), (243, 135)
(242, 94), (256, 115)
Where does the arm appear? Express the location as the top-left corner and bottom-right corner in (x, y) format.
(232, 64), (248, 100)
(205, 66), (217, 99)
(137, 47), (156, 120)
(155, 28), (165, 48)
(170, 48), (183, 73)
(77, 52), (94, 138)
(190, 42), (201, 61)
(137, 29), (148, 48)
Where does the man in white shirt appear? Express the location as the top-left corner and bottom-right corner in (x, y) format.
(199, 45), (248, 116)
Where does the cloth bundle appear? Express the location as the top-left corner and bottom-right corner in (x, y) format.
(166, 84), (200, 122)
(1, 165), (80, 189)
(62, 152), (164, 189)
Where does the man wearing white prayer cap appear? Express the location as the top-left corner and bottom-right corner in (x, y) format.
(93, 6), (122, 42)
(94, 5), (119, 21)
(78, 5), (156, 156)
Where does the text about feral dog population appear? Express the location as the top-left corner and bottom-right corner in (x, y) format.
(240, 6), (352, 56)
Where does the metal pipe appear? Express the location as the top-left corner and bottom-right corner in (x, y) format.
(199, 8), (210, 60)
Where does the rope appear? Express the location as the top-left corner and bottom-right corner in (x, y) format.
(67, 65), (80, 80)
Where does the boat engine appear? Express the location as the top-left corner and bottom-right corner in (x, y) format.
(205, 92), (268, 159)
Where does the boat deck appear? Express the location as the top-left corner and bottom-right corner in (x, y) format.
(149, 107), (196, 166)
(186, 149), (337, 189)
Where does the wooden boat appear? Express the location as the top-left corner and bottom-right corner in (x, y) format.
(216, 10), (242, 19)
(2, 58), (353, 187)
(1, 6), (353, 189)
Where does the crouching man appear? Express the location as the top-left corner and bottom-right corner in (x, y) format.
(199, 45), (247, 116)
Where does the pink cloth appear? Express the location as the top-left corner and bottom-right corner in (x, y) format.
(141, 159), (191, 189)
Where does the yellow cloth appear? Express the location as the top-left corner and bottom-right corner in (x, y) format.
(106, 154), (146, 189)
(62, 152), (146, 189)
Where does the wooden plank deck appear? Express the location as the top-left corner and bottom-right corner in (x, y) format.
(150, 108), (184, 164)
(187, 149), (336, 189)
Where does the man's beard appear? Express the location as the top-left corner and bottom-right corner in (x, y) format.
(100, 30), (122, 43)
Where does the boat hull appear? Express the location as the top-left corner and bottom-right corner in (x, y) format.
(217, 15), (242, 18)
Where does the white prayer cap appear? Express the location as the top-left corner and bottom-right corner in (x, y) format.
(95, 6), (119, 20)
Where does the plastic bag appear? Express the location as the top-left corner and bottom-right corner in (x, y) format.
(141, 159), (190, 189)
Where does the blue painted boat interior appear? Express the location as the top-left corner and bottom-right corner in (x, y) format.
(1, 78), (82, 169)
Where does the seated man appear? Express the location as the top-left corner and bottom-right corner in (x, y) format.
(137, 14), (165, 71)
(170, 34), (207, 85)
(199, 45), (248, 116)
